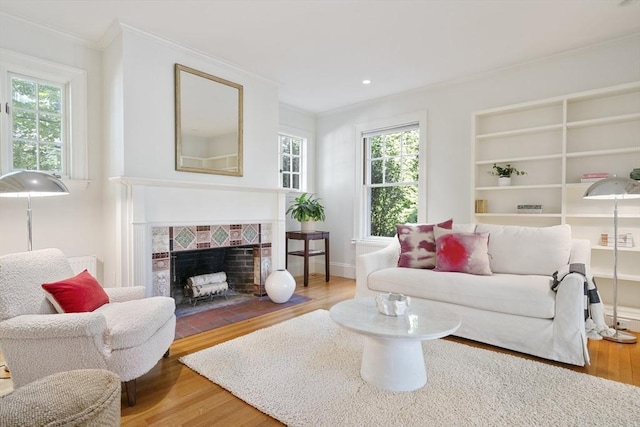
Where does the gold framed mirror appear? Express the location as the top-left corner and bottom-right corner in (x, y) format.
(175, 64), (243, 176)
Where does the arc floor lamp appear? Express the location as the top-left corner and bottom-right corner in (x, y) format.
(0, 170), (69, 251)
(583, 177), (640, 344)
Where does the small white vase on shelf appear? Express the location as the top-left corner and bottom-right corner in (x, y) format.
(498, 176), (512, 187)
(265, 269), (296, 303)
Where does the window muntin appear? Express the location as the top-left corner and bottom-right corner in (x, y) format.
(364, 125), (419, 237)
(10, 74), (66, 173)
(280, 133), (303, 190)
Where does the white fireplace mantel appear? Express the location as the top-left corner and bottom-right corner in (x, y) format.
(109, 176), (288, 293)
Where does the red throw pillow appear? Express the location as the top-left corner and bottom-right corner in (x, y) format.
(42, 270), (109, 313)
(397, 219), (453, 269)
(435, 231), (492, 275)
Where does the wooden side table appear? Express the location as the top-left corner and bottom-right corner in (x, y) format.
(285, 231), (330, 287)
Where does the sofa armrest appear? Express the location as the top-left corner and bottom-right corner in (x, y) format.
(104, 286), (146, 303)
(553, 272), (589, 365)
(569, 239), (591, 266)
(355, 238), (400, 297)
(0, 313), (107, 340)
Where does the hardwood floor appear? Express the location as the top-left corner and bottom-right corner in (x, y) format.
(121, 275), (639, 426)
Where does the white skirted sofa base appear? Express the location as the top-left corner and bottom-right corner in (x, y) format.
(0, 248), (176, 406)
(356, 224), (592, 366)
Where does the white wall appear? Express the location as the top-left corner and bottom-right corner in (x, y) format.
(317, 34), (640, 280)
(0, 15), (105, 275)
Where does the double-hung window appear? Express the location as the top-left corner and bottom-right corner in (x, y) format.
(1, 50), (87, 179)
(358, 115), (425, 239)
(364, 124), (419, 237)
(280, 133), (304, 191)
(9, 74), (66, 173)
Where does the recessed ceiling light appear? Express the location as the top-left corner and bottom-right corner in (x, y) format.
(362, 79), (372, 85)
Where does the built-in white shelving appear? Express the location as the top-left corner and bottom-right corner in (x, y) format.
(472, 82), (640, 327)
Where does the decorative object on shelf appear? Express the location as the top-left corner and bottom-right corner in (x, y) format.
(475, 199), (488, 213)
(265, 269), (296, 303)
(600, 233), (634, 248)
(0, 170), (69, 251)
(489, 163), (526, 186)
(630, 168), (640, 181)
(580, 172), (610, 183)
(517, 204), (543, 214)
(584, 177), (640, 344)
(375, 293), (411, 316)
(286, 193), (326, 232)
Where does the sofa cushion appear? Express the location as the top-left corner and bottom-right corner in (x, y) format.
(95, 296), (175, 350)
(474, 224), (571, 275)
(434, 227), (492, 275)
(397, 219), (453, 269)
(42, 270), (109, 313)
(368, 267), (555, 319)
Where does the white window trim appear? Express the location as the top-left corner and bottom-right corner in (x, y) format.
(279, 125), (310, 193)
(0, 49), (88, 180)
(354, 110), (428, 242)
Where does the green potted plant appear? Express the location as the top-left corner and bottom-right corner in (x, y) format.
(286, 193), (326, 231)
(489, 163), (526, 186)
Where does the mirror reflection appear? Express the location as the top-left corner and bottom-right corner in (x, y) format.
(175, 64), (243, 176)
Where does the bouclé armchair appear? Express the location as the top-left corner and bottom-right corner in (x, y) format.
(0, 248), (176, 406)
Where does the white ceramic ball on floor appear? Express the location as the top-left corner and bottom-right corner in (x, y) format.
(265, 269), (296, 303)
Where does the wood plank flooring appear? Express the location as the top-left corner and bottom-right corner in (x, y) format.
(121, 275), (639, 426)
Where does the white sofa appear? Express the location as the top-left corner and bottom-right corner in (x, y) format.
(356, 223), (592, 366)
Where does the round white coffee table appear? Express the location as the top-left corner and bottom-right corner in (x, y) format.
(329, 297), (460, 392)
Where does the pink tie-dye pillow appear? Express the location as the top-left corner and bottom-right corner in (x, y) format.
(435, 231), (492, 275)
(397, 219), (453, 268)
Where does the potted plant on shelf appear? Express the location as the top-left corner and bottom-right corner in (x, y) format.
(489, 163), (526, 186)
(286, 193), (326, 232)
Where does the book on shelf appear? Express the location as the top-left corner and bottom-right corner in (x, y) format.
(517, 204), (542, 214)
(600, 233), (634, 248)
(580, 172), (609, 183)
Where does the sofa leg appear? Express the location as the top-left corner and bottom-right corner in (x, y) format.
(163, 348), (170, 358)
(125, 379), (137, 407)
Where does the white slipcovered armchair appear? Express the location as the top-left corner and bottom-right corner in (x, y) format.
(0, 248), (176, 406)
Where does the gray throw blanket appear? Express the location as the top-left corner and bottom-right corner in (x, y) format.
(552, 263), (615, 340)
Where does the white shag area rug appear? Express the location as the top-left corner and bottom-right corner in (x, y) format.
(180, 310), (640, 427)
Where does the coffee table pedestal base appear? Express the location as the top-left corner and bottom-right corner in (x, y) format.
(360, 336), (427, 392)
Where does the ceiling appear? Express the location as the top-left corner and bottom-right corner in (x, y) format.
(1, 0), (639, 114)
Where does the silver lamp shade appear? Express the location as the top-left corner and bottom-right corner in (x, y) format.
(0, 170), (69, 197)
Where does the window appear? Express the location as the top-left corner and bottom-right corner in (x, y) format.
(1, 50), (87, 179)
(364, 124), (420, 237)
(10, 74), (66, 173)
(280, 133), (304, 190)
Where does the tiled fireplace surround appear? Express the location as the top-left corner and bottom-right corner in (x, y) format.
(150, 223), (272, 298)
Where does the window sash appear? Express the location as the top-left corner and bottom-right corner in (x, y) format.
(280, 133), (304, 190)
(9, 73), (67, 174)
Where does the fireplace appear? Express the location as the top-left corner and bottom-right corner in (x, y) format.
(151, 223), (272, 299)
(170, 245), (266, 305)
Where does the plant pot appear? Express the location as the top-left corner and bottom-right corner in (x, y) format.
(498, 176), (512, 187)
(301, 220), (314, 232)
(265, 269), (296, 303)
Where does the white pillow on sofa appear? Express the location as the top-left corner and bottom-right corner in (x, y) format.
(474, 223), (571, 275)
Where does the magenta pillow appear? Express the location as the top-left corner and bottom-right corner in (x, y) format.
(42, 270), (109, 313)
(435, 231), (492, 275)
(397, 219), (453, 269)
